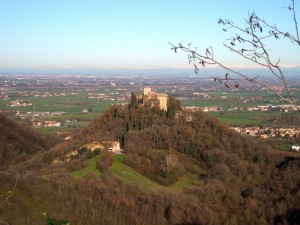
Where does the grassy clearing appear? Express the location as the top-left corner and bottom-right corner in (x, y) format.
(70, 156), (101, 178)
(169, 173), (200, 190)
(69, 154), (201, 193)
(277, 144), (291, 151)
(111, 154), (202, 192)
(69, 154), (161, 192)
(0, 99), (6, 108)
(110, 155), (161, 192)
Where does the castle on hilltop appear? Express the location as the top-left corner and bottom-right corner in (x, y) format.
(136, 87), (168, 111)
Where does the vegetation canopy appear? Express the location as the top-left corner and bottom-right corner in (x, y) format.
(0, 97), (299, 224)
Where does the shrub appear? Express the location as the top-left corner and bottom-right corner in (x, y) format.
(96, 152), (113, 172)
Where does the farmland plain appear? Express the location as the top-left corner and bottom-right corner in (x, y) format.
(0, 74), (299, 137)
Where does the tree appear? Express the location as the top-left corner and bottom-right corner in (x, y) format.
(129, 92), (138, 109)
(0, 177), (18, 225)
(167, 96), (181, 119)
(43, 213), (70, 225)
(164, 154), (178, 174)
(170, 0), (299, 111)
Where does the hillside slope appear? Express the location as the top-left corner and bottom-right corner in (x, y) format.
(0, 114), (50, 168)
(1, 104), (299, 225)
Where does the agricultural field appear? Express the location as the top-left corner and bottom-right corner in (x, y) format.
(180, 89), (300, 109)
(1, 86), (128, 135)
(1, 75), (299, 138)
(207, 111), (286, 127)
(2, 89), (299, 136)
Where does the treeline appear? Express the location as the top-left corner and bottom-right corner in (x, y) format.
(263, 113), (300, 125)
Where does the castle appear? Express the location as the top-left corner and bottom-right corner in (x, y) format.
(136, 87), (168, 111)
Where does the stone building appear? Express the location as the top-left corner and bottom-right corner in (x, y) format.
(137, 87), (168, 111)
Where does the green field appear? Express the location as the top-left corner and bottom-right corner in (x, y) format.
(70, 154), (201, 193)
(111, 155), (162, 192)
(70, 156), (102, 178)
(207, 111), (285, 126)
(169, 173), (200, 190)
(2, 87), (299, 136)
(180, 98), (295, 127)
(180, 88), (299, 109)
(10, 95), (116, 115)
(4, 94), (123, 135)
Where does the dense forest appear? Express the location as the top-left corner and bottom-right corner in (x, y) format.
(0, 95), (299, 225)
(0, 113), (53, 169)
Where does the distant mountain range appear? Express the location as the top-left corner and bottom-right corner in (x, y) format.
(1, 67), (299, 78)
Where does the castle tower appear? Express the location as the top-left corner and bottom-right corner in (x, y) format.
(144, 87), (152, 95)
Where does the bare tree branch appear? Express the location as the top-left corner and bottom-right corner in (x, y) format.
(170, 1), (299, 111)
(0, 176), (18, 225)
(291, 0), (300, 44)
(0, 176), (18, 209)
(0, 218), (9, 225)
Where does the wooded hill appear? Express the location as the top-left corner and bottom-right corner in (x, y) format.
(0, 96), (299, 225)
(0, 113), (52, 169)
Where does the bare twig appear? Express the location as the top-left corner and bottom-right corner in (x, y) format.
(291, 0), (300, 44)
(0, 176), (18, 209)
(0, 177), (18, 225)
(0, 218), (9, 225)
(170, 1), (299, 111)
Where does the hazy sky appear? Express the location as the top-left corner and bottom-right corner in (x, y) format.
(0, 0), (299, 73)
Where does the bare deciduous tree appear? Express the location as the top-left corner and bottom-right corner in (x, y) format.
(0, 177), (17, 209)
(0, 176), (18, 225)
(170, 0), (299, 111)
(160, 154), (178, 174)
